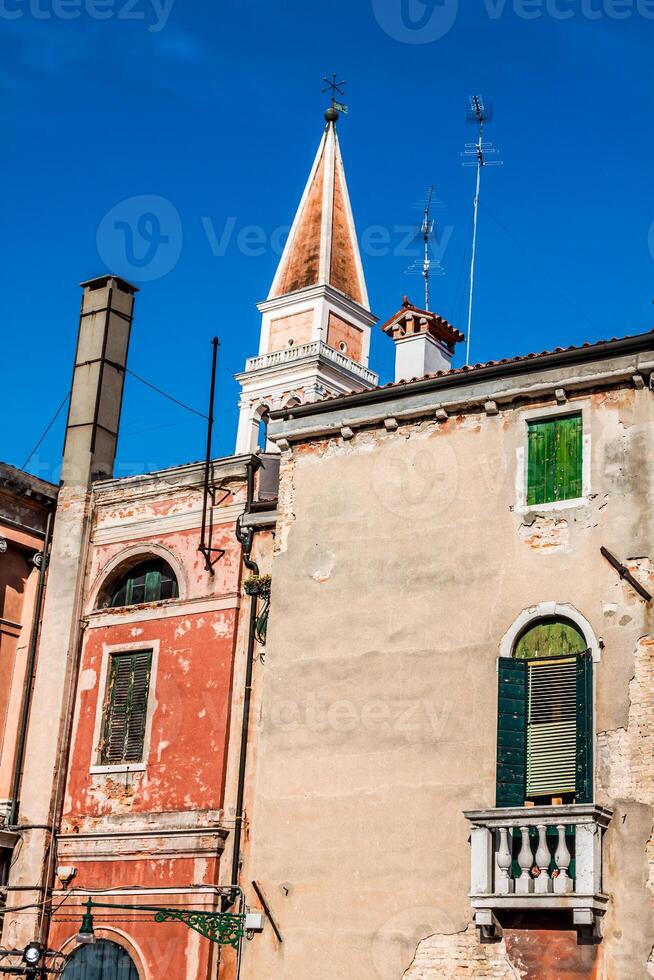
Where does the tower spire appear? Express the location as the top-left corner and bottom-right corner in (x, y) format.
(267, 95), (367, 308)
(234, 95), (378, 454)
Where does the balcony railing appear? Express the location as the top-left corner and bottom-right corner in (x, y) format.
(245, 341), (378, 386)
(464, 805), (612, 939)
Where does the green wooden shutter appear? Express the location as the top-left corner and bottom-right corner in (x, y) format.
(526, 658), (577, 797)
(527, 415), (582, 505)
(527, 424), (547, 506)
(101, 652), (152, 764)
(496, 657), (527, 807)
(144, 569), (160, 603)
(576, 650), (593, 803)
(124, 652), (152, 762)
(557, 414), (583, 501)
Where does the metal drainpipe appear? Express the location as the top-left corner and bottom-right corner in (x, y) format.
(7, 506), (53, 837)
(228, 456), (262, 904)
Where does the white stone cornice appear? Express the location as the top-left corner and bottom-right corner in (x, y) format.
(257, 282), (377, 327)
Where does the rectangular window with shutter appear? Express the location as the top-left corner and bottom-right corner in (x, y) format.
(527, 414), (583, 506)
(100, 651), (152, 765)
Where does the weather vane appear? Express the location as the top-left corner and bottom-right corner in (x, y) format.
(322, 73), (348, 115)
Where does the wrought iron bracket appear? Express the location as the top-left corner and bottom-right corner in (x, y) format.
(153, 908), (244, 947)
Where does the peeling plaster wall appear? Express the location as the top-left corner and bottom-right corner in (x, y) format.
(240, 383), (654, 980)
(39, 467), (251, 980)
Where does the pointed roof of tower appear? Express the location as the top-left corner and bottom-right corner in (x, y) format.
(267, 114), (370, 310)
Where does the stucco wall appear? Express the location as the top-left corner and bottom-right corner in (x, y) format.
(23, 464), (252, 980)
(240, 383), (654, 979)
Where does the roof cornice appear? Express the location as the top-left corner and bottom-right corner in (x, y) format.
(268, 331), (654, 442)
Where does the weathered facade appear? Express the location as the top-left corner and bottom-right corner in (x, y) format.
(42, 456), (262, 980)
(0, 277), (276, 979)
(239, 333), (654, 979)
(4, 103), (654, 980)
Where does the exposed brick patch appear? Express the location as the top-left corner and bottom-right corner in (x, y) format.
(597, 636), (654, 804)
(402, 925), (520, 979)
(518, 515), (569, 552)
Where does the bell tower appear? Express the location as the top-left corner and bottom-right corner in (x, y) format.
(234, 104), (378, 453)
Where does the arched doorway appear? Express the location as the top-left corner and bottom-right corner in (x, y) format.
(62, 941), (139, 980)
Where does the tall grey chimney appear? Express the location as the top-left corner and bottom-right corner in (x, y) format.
(61, 275), (138, 485)
(2, 275), (138, 951)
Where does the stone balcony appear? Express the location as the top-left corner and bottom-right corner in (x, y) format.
(464, 805), (613, 939)
(245, 341), (378, 387)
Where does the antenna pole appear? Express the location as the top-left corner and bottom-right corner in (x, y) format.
(466, 149), (482, 367)
(199, 337), (219, 574)
(422, 187), (433, 311)
(462, 95), (501, 366)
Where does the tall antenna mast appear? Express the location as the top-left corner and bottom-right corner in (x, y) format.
(406, 185), (443, 311)
(462, 95), (502, 365)
(421, 186), (434, 311)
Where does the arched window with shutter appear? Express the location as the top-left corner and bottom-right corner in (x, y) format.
(496, 618), (593, 808)
(106, 558), (178, 609)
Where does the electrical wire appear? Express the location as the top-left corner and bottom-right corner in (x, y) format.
(125, 368), (208, 419)
(21, 391), (71, 470)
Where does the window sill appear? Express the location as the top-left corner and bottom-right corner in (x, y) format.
(90, 763), (146, 776)
(95, 598), (181, 615)
(515, 496), (588, 516)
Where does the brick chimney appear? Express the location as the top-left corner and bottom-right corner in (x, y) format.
(381, 297), (463, 383)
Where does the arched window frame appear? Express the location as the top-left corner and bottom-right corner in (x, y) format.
(499, 602), (601, 663)
(89, 545), (186, 614)
(282, 392), (303, 411)
(496, 603), (599, 809)
(59, 932), (145, 980)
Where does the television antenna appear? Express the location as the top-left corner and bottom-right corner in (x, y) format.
(461, 95), (502, 365)
(405, 185), (444, 311)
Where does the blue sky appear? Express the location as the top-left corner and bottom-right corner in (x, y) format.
(3, 0), (653, 479)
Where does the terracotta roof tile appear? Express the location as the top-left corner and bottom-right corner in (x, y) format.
(315, 331), (652, 404)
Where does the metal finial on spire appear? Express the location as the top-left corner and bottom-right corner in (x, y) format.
(322, 73), (348, 122)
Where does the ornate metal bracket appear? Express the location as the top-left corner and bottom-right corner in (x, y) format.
(153, 909), (244, 947)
